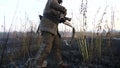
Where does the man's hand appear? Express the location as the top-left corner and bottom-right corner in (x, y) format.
(61, 6), (67, 15)
(64, 11), (67, 16)
(60, 18), (66, 23)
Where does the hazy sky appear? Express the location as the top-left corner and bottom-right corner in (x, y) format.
(0, 0), (120, 32)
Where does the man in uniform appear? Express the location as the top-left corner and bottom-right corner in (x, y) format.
(35, 0), (68, 67)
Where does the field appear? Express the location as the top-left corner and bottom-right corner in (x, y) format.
(0, 32), (120, 68)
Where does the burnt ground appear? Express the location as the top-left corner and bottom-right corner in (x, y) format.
(0, 37), (120, 68)
(47, 38), (120, 68)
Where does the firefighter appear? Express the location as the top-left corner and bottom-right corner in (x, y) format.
(35, 0), (68, 67)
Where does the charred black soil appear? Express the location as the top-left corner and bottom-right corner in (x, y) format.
(0, 37), (120, 68)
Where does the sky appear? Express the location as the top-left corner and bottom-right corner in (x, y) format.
(0, 0), (120, 32)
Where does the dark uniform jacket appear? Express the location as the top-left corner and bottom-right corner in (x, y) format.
(40, 0), (66, 35)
